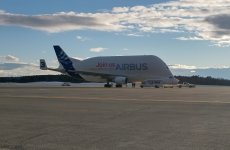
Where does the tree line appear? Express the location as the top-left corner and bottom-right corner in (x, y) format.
(175, 76), (230, 86)
(0, 75), (84, 83)
(0, 75), (230, 86)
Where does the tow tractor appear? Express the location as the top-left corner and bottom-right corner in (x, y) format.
(177, 82), (195, 88)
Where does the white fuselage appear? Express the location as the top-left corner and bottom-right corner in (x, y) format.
(68, 55), (177, 84)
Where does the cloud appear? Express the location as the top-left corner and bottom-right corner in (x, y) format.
(112, 7), (129, 13)
(127, 33), (144, 37)
(0, 11), (125, 32)
(205, 14), (230, 31)
(1, 0), (230, 46)
(0, 62), (29, 70)
(176, 36), (204, 41)
(0, 55), (58, 77)
(89, 47), (107, 53)
(169, 64), (230, 79)
(0, 55), (19, 62)
(169, 64), (197, 70)
(0, 62), (58, 77)
(190, 70), (196, 73)
(76, 35), (88, 42)
(5, 55), (19, 62)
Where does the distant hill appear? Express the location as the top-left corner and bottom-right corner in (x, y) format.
(0, 75), (230, 86)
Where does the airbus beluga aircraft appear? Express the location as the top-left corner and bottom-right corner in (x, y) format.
(40, 45), (178, 87)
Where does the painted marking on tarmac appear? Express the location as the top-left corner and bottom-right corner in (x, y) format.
(1, 95), (230, 104)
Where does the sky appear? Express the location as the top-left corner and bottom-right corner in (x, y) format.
(1, 0), (230, 78)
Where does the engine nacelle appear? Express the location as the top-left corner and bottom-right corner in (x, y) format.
(114, 77), (128, 84)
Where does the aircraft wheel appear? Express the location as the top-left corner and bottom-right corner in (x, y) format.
(116, 84), (122, 88)
(155, 85), (160, 88)
(104, 84), (112, 88)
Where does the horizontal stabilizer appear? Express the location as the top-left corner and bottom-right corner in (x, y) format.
(40, 59), (64, 72)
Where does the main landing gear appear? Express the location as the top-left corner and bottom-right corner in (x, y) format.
(115, 84), (122, 88)
(104, 82), (123, 88)
(104, 82), (113, 88)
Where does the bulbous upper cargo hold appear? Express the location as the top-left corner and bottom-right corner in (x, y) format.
(72, 55), (173, 82)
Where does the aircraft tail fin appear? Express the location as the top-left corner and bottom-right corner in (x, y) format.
(53, 45), (75, 71)
(40, 59), (47, 70)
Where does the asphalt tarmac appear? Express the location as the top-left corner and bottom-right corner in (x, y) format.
(1, 86), (230, 150)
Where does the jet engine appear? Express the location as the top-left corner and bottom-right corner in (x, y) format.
(114, 77), (128, 87)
